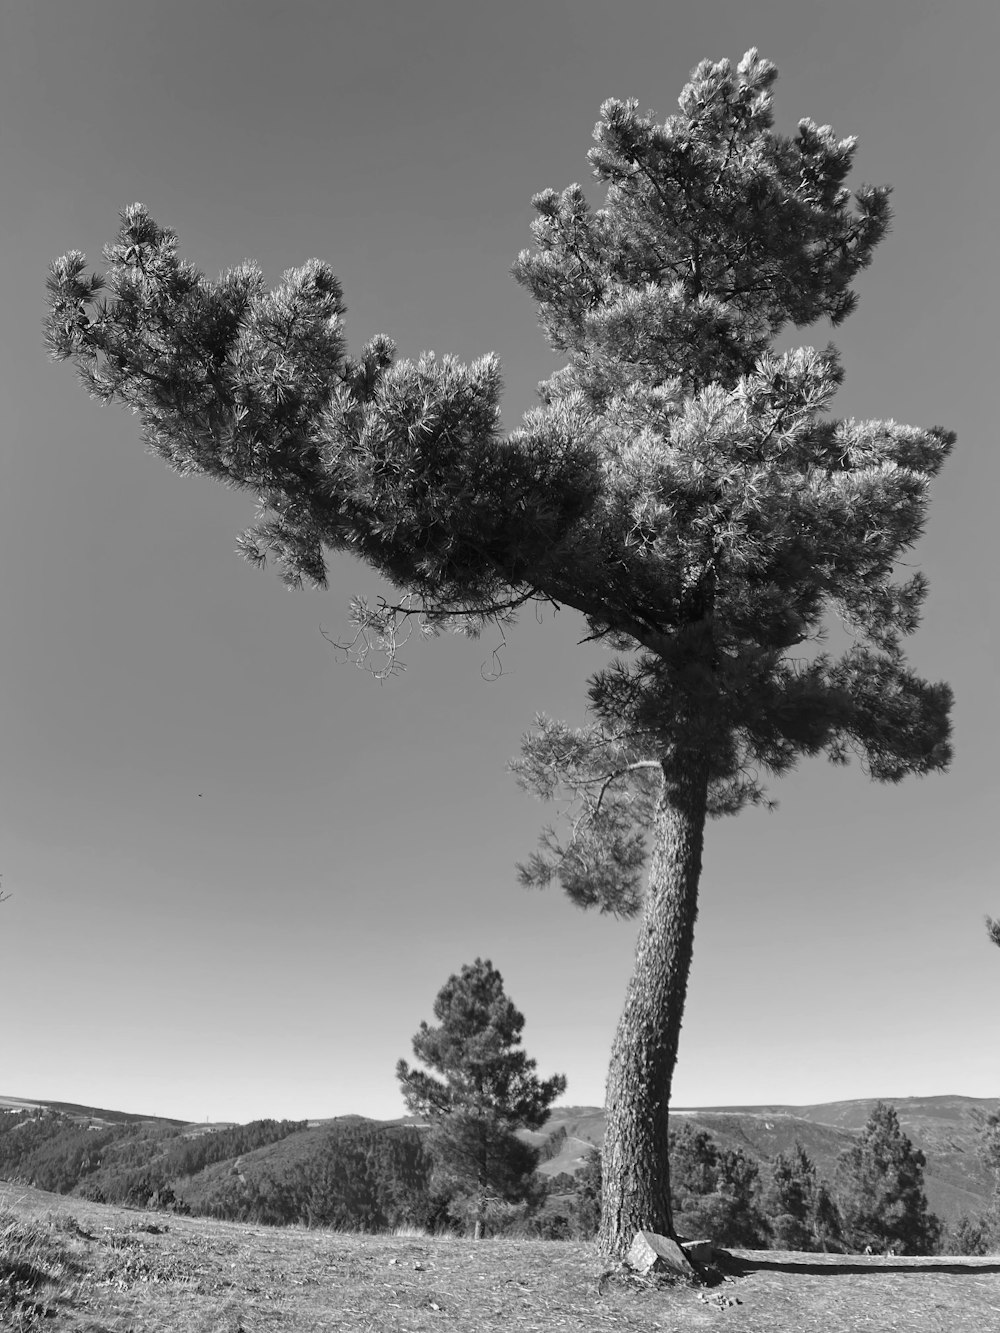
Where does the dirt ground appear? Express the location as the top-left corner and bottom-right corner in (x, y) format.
(3, 1182), (999, 1332)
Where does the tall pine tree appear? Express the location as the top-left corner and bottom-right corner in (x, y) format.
(396, 959), (566, 1237)
(46, 51), (952, 1255)
(835, 1102), (941, 1255)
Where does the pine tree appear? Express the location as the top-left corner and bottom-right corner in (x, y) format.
(763, 1143), (815, 1251)
(948, 1212), (993, 1257)
(812, 1178), (844, 1253)
(46, 51), (953, 1255)
(834, 1102), (941, 1255)
(986, 917), (1000, 948)
(763, 1142), (842, 1252)
(396, 959), (566, 1238)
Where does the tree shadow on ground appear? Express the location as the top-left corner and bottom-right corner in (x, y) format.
(720, 1253), (1000, 1278)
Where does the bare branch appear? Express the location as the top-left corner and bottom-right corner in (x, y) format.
(320, 586), (559, 680)
(587, 760), (664, 815)
(481, 621), (508, 682)
(319, 599), (417, 681)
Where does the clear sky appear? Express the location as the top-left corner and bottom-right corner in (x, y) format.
(1, 0), (997, 1125)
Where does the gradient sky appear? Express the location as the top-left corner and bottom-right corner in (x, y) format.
(1, 0), (997, 1125)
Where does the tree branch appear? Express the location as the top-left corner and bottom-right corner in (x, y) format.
(587, 760), (663, 815)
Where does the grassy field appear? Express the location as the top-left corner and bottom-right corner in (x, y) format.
(3, 1181), (1000, 1333)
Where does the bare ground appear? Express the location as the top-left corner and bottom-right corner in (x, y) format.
(2, 1181), (999, 1332)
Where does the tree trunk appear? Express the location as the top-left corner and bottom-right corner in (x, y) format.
(597, 752), (710, 1257)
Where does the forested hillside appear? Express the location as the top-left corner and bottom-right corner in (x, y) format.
(2, 1094), (996, 1250)
(527, 1098), (999, 1225)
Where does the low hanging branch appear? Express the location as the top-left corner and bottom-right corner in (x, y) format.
(319, 588), (553, 680)
(510, 717), (664, 918)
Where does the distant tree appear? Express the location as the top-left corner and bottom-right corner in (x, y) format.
(977, 1108), (1000, 1181)
(396, 959), (566, 1238)
(953, 1106), (1000, 1254)
(669, 1123), (770, 1247)
(947, 1212), (994, 1257)
(46, 50), (954, 1256)
(669, 1124), (719, 1204)
(762, 1143), (814, 1251)
(572, 1145), (604, 1239)
(531, 1144), (603, 1239)
(834, 1102), (941, 1254)
(812, 1178), (845, 1253)
(986, 917), (1000, 948)
(762, 1142), (842, 1252)
(538, 1124), (568, 1163)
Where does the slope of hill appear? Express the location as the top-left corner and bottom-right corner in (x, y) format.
(175, 1117), (384, 1206)
(176, 1116), (429, 1226)
(0, 1093), (185, 1128)
(4, 1092), (996, 1227)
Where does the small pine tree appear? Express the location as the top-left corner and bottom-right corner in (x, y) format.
(396, 959), (566, 1238)
(763, 1143), (815, 1251)
(987, 917), (1000, 948)
(835, 1102), (941, 1255)
(948, 1212), (993, 1257)
(538, 1124), (568, 1163)
(763, 1142), (842, 1252)
(812, 1178), (845, 1253)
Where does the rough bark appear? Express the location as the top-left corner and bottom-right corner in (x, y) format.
(598, 752), (710, 1257)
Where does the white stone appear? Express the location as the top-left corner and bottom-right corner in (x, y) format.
(626, 1230), (698, 1278)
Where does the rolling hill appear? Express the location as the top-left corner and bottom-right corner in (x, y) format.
(2, 1092), (996, 1225)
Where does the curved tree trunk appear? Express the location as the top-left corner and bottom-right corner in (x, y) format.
(597, 752), (710, 1257)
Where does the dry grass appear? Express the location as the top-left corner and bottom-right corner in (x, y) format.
(2, 1181), (999, 1332)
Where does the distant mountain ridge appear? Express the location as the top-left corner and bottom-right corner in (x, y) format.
(0, 1094), (187, 1127)
(3, 1092), (996, 1225)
